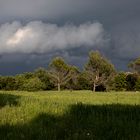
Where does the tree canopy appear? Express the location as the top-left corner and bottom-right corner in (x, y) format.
(128, 58), (140, 74)
(85, 51), (115, 91)
(48, 57), (72, 91)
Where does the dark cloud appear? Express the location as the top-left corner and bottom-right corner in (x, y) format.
(0, 0), (139, 25)
(0, 0), (140, 74)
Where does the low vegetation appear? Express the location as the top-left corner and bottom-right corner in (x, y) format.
(0, 91), (140, 140)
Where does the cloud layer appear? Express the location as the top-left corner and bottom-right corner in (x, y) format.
(0, 0), (140, 74)
(111, 21), (140, 59)
(0, 21), (107, 54)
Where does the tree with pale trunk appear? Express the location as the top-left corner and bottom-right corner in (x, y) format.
(48, 57), (73, 91)
(84, 51), (115, 92)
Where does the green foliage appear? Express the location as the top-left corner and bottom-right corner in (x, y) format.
(14, 74), (27, 90)
(85, 51), (115, 91)
(126, 73), (138, 91)
(85, 51), (115, 76)
(135, 77), (140, 91)
(34, 67), (54, 90)
(113, 73), (127, 91)
(23, 72), (34, 79)
(49, 57), (69, 72)
(77, 72), (91, 90)
(66, 66), (80, 90)
(110, 73), (140, 91)
(22, 77), (45, 91)
(0, 76), (16, 90)
(49, 57), (72, 91)
(1, 50), (140, 92)
(0, 69), (54, 91)
(128, 58), (140, 73)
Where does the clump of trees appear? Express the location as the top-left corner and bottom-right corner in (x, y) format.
(110, 72), (140, 91)
(0, 50), (140, 92)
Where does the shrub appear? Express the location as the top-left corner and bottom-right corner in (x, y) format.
(126, 73), (138, 91)
(135, 77), (140, 91)
(113, 73), (127, 91)
(22, 77), (45, 91)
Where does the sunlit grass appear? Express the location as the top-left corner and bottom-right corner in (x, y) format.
(0, 91), (140, 140)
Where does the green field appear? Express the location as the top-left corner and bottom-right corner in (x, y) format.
(0, 91), (140, 140)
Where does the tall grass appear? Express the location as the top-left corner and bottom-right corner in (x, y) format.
(0, 91), (140, 140)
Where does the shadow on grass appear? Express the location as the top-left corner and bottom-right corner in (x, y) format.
(0, 104), (140, 140)
(0, 93), (20, 108)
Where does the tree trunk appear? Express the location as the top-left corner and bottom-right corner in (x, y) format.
(93, 82), (96, 92)
(58, 83), (60, 91)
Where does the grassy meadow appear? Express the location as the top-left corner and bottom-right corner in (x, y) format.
(0, 91), (140, 140)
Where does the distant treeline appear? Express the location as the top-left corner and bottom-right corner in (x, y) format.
(0, 50), (140, 92)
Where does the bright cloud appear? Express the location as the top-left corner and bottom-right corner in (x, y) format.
(7, 28), (34, 46)
(0, 21), (108, 54)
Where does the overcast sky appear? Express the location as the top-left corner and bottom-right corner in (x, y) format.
(0, 0), (140, 75)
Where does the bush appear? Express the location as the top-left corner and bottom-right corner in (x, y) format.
(0, 76), (16, 90)
(22, 77), (45, 91)
(34, 68), (54, 90)
(126, 73), (138, 91)
(135, 78), (140, 91)
(113, 73), (127, 91)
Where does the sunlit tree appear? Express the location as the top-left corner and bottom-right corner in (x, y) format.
(85, 51), (115, 92)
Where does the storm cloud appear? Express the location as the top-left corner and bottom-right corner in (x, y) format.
(0, 0), (140, 74)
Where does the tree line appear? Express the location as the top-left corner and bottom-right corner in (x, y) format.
(0, 50), (140, 92)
